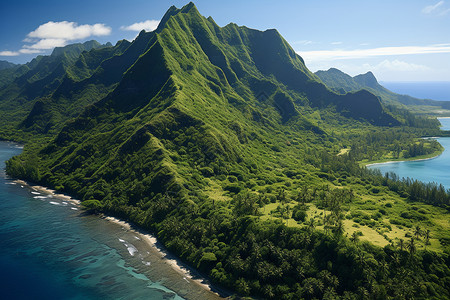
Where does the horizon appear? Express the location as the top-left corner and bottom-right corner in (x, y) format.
(1, 1), (450, 81)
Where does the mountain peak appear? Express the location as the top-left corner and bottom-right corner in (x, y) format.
(0, 60), (17, 70)
(327, 67), (346, 74)
(51, 40), (102, 57)
(354, 71), (379, 89)
(156, 2), (200, 32)
(181, 2), (198, 13)
(360, 71), (376, 80)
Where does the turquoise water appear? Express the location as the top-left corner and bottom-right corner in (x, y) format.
(0, 141), (221, 300)
(368, 118), (450, 188)
(440, 117), (450, 131)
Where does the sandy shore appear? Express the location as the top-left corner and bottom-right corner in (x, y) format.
(15, 179), (226, 298)
(13, 179), (81, 206)
(104, 216), (226, 298)
(365, 152), (442, 167)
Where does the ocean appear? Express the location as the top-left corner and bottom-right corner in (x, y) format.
(0, 141), (222, 300)
(380, 81), (450, 102)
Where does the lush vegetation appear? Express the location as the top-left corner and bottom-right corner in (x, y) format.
(2, 3), (449, 299)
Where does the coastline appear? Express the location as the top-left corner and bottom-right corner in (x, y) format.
(13, 179), (81, 206)
(364, 152), (442, 167)
(363, 147), (444, 167)
(364, 152), (443, 167)
(11, 179), (228, 299)
(103, 216), (228, 298)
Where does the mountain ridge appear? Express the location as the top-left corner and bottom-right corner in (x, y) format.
(0, 60), (17, 70)
(316, 67), (450, 112)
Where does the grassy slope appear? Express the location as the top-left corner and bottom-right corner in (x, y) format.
(260, 187), (449, 253)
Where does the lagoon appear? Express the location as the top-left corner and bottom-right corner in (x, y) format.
(368, 118), (450, 189)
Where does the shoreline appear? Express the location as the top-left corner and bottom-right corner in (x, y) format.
(364, 150), (443, 167)
(11, 179), (228, 299)
(103, 216), (229, 298)
(13, 179), (81, 206)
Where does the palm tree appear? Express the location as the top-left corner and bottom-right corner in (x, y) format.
(424, 229), (431, 248)
(356, 251), (368, 269)
(285, 205), (292, 226)
(379, 260), (389, 278)
(263, 285), (274, 299)
(397, 238), (405, 251)
(323, 213), (333, 235)
(414, 225), (422, 240)
(278, 187), (287, 204)
(350, 232), (359, 243)
(302, 233), (312, 247)
(406, 238), (416, 255)
(333, 219), (345, 238)
(307, 218), (315, 231)
(303, 278), (315, 299)
(390, 252), (401, 267)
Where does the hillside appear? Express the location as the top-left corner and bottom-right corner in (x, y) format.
(0, 40), (120, 140)
(316, 68), (450, 115)
(0, 60), (17, 70)
(3, 3), (449, 299)
(0, 14), (402, 144)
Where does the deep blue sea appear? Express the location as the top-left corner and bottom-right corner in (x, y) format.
(0, 142), (221, 300)
(380, 81), (450, 102)
(368, 118), (450, 189)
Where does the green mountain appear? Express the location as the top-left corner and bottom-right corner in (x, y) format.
(316, 68), (450, 112)
(0, 40), (128, 139)
(0, 62), (30, 89)
(9, 3), (402, 193)
(0, 60), (17, 70)
(0, 14), (399, 142)
(3, 3), (449, 299)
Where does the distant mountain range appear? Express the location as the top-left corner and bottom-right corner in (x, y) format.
(0, 60), (17, 70)
(316, 68), (450, 112)
(0, 40), (126, 138)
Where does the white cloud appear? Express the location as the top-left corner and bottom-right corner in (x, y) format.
(28, 21), (111, 41)
(293, 40), (314, 46)
(432, 43), (450, 47)
(331, 41), (342, 45)
(364, 59), (430, 72)
(298, 44), (450, 62)
(422, 1), (444, 14)
(0, 51), (20, 56)
(439, 8), (450, 15)
(19, 48), (43, 54)
(121, 20), (160, 32)
(24, 38), (67, 50)
(6, 21), (113, 56)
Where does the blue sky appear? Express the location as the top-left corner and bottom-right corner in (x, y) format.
(1, 0), (450, 81)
